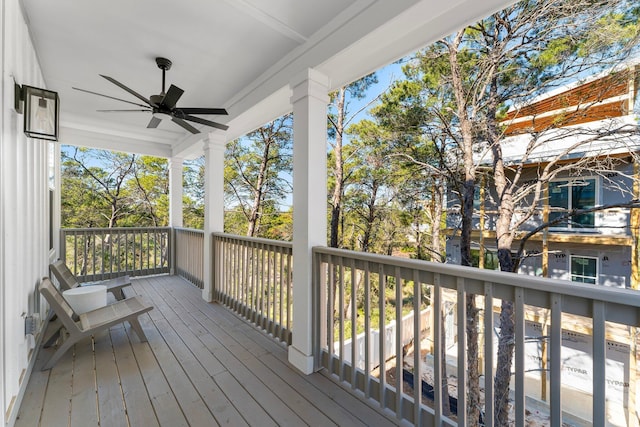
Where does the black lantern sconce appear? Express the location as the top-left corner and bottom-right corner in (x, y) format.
(15, 83), (60, 141)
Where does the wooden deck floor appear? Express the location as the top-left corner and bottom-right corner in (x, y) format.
(15, 275), (398, 427)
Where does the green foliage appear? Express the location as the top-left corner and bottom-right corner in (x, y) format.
(61, 147), (170, 228)
(224, 114), (293, 237)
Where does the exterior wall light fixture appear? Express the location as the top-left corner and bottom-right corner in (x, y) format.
(15, 83), (60, 141)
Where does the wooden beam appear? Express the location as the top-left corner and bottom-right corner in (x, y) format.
(542, 182), (549, 278)
(448, 229), (633, 247)
(479, 175), (486, 269)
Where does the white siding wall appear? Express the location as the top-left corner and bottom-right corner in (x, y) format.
(1, 0), (54, 425)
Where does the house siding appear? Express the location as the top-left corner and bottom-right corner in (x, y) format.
(1, 1), (54, 425)
(445, 65), (640, 290)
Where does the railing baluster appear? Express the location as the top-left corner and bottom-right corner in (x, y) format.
(484, 282), (494, 427)
(339, 257), (345, 382)
(350, 258), (357, 390)
(116, 229), (121, 275)
(261, 244), (267, 327)
(413, 269), (421, 425)
(515, 287), (525, 426)
(433, 274), (443, 425)
(73, 232), (78, 276)
(378, 263), (386, 410)
(593, 300), (606, 426)
(457, 278), (467, 426)
(550, 293), (562, 427)
(91, 229), (96, 278)
(236, 240), (241, 311)
(328, 254), (335, 373)
(268, 245), (273, 334)
(395, 266), (402, 419)
(286, 250), (291, 332)
(313, 250), (323, 369)
(124, 229), (129, 275)
(364, 262), (371, 399)
(279, 247), (285, 339)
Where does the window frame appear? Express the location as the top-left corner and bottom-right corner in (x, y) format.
(548, 177), (599, 231)
(570, 255), (599, 285)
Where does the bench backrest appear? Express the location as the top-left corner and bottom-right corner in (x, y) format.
(50, 261), (80, 291)
(39, 278), (81, 334)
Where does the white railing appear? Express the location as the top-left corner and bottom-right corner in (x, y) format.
(213, 233), (293, 345)
(174, 227), (204, 288)
(313, 246), (640, 426)
(61, 227), (171, 282)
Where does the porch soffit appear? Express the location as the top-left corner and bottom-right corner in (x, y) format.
(21, 0), (516, 159)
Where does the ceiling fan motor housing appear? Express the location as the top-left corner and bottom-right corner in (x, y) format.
(150, 94), (164, 107)
(155, 57), (172, 70)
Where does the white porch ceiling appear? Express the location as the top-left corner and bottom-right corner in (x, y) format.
(21, 0), (515, 158)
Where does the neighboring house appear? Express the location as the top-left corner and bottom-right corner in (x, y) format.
(446, 63), (640, 288)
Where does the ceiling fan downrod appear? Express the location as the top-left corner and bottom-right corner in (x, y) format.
(155, 57), (172, 95)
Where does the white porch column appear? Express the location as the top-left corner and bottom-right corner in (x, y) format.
(202, 132), (226, 302)
(169, 157), (183, 275)
(288, 69), (329, 374)
(169, 157), (184, 228)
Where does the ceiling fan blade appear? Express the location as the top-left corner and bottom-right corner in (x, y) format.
(147, 116), (162, 129)
(73, 87), (150, 108)
(178, 107), (228, 115)
(171, 117), (200, 134)
(161, 84), (184, 109)
(100, 74), (152, 105)
(181, 114), (229, 131)
(97, 109), (151, 112)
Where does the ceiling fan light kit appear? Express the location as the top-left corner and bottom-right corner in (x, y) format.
(73, 57), (228, 134)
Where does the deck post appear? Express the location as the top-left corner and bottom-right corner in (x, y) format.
(169, 156), (184, 274)
(288, 68), (329, 374)
(203, 133), (226, 302)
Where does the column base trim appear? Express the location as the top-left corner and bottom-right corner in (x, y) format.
(288, 345), (314, 374)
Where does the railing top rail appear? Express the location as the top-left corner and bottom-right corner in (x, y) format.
(62, 226), (172, 233)
(313, 246), (640, 309)
(174, 227), (205, 234)
(212, 232), (293, 249)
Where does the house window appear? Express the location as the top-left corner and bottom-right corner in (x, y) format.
(471, 248), (499, 269)
(570, 255), (598, 284)
(549, 178), (597, 229)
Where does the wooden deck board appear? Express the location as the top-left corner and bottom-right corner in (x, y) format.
(94, 328), (128, 427)
(110, 326), (160, 427)
(69, 334), (98, 426)
(15, 275), (398, 427)
(14, 344), (51, 427)
(150, 280), (334, 427)
(38, 342), (73, 427)
(136, 314), (219, 426)
(123, 322), (190, 427)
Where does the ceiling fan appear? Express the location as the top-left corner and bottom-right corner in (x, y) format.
(73, 57), (228, 134)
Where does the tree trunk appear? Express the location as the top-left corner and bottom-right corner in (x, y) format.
(247, 138), (272, 237)
(448, 31), (481, 425)
(361, 180), (379, 253)
(430, 180), (444, 262)
(330, 87), (346, 248)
